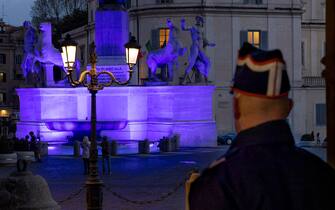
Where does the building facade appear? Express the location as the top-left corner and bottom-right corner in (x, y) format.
(297, 0), (326, 139)
(0, 19), (25, 120)
(65, 0), (326, 141)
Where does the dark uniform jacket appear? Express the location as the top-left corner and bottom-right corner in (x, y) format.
(189, 120), (335, 210)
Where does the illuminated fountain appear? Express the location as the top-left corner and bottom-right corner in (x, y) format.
(16, 1), (217, 147)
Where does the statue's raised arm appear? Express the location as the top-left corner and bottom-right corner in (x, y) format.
(202, 35), (216, 48)
(181, 18), (191, 31)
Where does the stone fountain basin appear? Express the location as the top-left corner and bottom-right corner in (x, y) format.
(45, 121), (128, 131)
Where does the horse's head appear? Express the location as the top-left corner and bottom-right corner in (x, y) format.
(167, 18), (173, 29)
(23, 21), (32, 29)
(39, 22), (51, 33)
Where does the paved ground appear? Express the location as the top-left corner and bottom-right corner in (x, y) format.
(0, 146), (327, 210)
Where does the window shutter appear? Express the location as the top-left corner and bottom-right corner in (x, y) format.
(151, 29), (160, 50)
(3, 73), (6, 82)
(261, 31), (268, 50)
(316, 104), (327, 126)
(3, 93), (6, 103)
(240, 31), (248, 47)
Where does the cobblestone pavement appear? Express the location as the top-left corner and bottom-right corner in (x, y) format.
(0, 146), (326, 210)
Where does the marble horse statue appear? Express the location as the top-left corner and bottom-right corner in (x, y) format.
(21, 21), (64, 79)
(146, 18), (186, 81)
(181, 16), (215, 84)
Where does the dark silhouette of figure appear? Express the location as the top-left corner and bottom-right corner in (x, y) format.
(317, 132), (321, 145)
(100, 136), (111, 175)
(311, 131), (315, 141)
(81, 136), (90, 175)
(188, 43), (335, 210)
(29, 131), (41, 162)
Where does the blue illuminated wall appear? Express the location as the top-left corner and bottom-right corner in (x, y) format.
(16, 86), (217, 147)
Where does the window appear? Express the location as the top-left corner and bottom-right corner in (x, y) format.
(159, 28), (170, 48)
(0, 54), (6, 64)
(316, 104), (326, 126)
(15, 55), (22, 65)
(301, 41), (305, 66)
(247, 31), (260, 48)
(240, 30), (267, 49)
(244, 0), (262, 4)
(0, 92), (6, 104)
(0, 72), (6, 82)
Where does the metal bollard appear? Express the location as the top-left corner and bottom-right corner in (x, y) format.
(138, 140), (150, 154)
(175, 134), (180, 150)
(166, 139), (173, 152)
(143, 139), (150, 154)
(110, 140), (118, 156)
(73, 141), (81, 157)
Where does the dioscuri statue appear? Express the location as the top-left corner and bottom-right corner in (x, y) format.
(146, 18), (186, 82)
(181, 16), (215, 84)
(21, 21), (64, 80)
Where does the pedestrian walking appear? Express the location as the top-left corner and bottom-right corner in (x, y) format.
(317, 132), (321, 145)
(81, 136), (91, 175)
(188, 43), (335, 210)
(311, 131), (315, 141)
(100, 136), (111, 175)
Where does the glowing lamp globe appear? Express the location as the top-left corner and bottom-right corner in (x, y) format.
(61, 34), (77, 71)
(124, 36), (141, 68)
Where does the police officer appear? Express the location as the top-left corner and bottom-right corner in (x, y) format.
(188, 43), (335, 210)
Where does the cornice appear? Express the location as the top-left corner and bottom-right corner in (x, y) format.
(129, 5), (303, 17)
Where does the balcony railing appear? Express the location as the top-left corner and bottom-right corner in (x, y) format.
(302, 76), (325, 87)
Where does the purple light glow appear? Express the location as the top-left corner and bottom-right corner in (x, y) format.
(45, 121), (128, 131)
(48, 146), (56, 150)
(16, 86), (217, 147)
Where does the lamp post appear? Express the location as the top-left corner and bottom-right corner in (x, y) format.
(61, 34), (140, 210)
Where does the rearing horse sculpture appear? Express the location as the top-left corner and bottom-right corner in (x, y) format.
(21, 22), (64, 79)
(146, 18), (186, 81)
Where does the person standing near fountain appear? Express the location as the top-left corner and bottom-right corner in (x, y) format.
(29, 131), (42, 162)
(81, 136), (91, 175)
(100, 136), (111, 175)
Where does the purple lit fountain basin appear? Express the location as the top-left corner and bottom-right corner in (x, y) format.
(45, 121), (128, 131)
(16, 86), (217, 147)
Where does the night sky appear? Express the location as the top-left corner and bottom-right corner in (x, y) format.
(3, 0), (35, 26)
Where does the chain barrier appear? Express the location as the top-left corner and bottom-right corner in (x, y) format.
(57, 185), (85, 205)
(104, 169), (197, 205)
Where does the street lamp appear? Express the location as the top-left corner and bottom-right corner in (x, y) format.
(61, 35), (140, 210)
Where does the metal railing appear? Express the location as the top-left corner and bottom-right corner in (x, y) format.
(302, 76), (325, 87)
